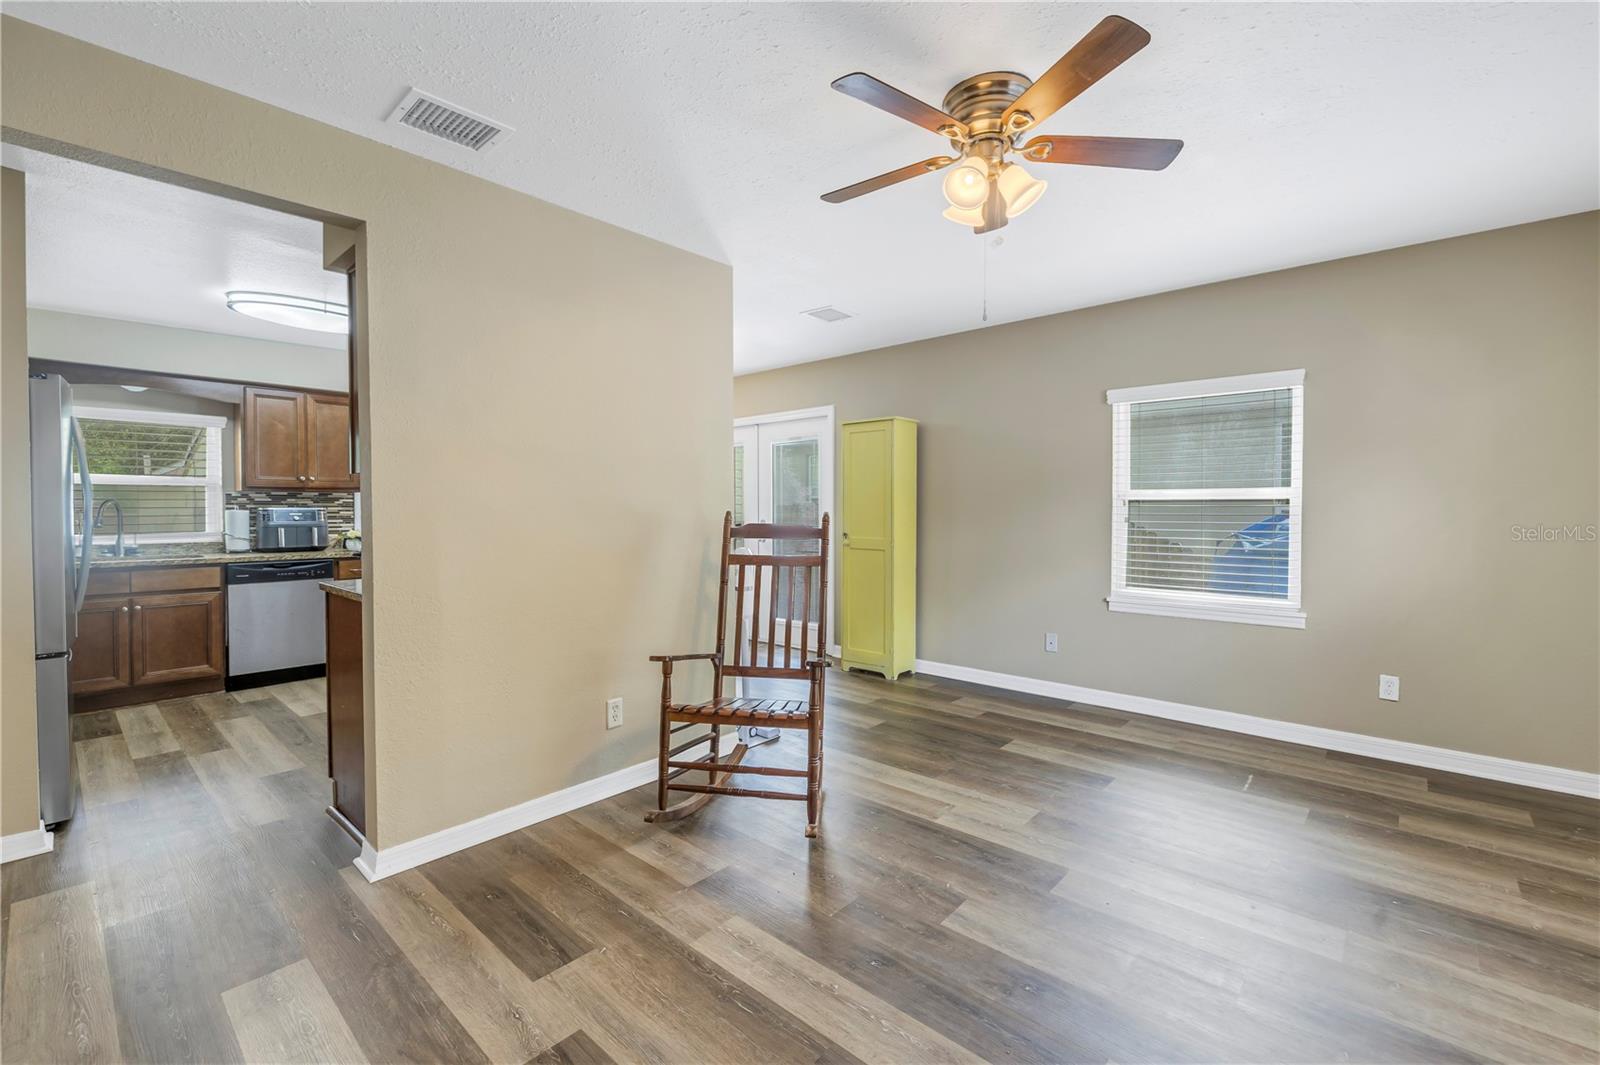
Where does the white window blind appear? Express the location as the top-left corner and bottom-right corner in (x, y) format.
(72, 407), (226, 545)
(1107, 371), (1305, 628)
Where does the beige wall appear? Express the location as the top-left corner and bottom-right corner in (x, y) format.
(737, 213), (1599, 774)
(1, 167), (40, 836)
(2, 18), (731, 847)
(29, 310), (346, 392)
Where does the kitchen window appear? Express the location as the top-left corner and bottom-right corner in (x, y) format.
(73, 407), (226, 545)
(1107, 370), (1305, 628)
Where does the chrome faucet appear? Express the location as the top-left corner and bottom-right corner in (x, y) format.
(93, 498), (126, 558)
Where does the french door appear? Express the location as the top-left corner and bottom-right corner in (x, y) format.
(731, 408), (834, 657)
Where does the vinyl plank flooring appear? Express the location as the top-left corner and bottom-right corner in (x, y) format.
(7, 674), (1597, 1064)
(76, 734), (141, 808)
(216, 715), (303, 776)
(1, 883), (122, 1064)
(694, 915), (984, 1064)
(156, 697), (232, 756)
(104, 906), (244, 1065)
(527, 1029), (615, 1065)
(189, 747), (288, 830)
(222, 959), (367, 1065)
(114, 704), (182, 759)
(337, 867), (564, 1063)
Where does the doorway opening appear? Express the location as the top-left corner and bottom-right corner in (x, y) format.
(4, 140), (373, 850)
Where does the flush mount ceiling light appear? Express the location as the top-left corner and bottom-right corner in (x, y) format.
(225, 291), (349, 334)
(820, 15), (1183, 234)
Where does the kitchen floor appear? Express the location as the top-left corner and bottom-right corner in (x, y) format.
(2, 672), (1597, 1063)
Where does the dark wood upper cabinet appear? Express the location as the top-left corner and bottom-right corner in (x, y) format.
(241, 387), (306, 488)
(128, 590), (225, 687)
(303, 392), (359, 490)
(70, 596), (132, 694)
(241, 387), (358, 491)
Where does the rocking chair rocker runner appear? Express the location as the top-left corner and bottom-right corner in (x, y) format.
(647, 511), (830, 836)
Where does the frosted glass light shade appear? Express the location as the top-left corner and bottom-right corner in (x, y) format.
(997, 163), (1047, 217)
(942, 204), (985, 227)
(941, 156), (990, 209)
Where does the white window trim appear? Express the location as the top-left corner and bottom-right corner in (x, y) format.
(1106, 370), (1306, 629)
(75, 406), (226, 545)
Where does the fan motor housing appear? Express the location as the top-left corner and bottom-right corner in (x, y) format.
(942, 71), (1033, 146)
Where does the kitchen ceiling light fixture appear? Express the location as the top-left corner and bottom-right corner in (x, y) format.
(820, 14), (1183, 234)
(225, 290), (349, 334)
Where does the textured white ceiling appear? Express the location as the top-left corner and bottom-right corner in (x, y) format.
(8, 2), (1597, 373)
(2, 144), (345, 350)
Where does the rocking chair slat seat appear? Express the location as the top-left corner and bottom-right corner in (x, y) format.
(669, 696), (811, 723)
(647, 510), (831, 837)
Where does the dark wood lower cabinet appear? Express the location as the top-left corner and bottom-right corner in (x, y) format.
(129, 590), (225, 686)
(324, 590), (365, 835)
(72, 566), (227, 711)
(69, 596), (132, 694)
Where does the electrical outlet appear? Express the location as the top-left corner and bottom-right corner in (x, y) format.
(1045, 632), (1059, 653)
(606, 697), (624, 729)
(1378, 675), (1400, 702)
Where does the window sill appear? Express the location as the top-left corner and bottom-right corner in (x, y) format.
(1107, 591), (1306, 629)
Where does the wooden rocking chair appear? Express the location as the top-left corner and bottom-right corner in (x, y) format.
(647, 511), (830, 836)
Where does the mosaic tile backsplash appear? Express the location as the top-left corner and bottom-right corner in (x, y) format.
(227, 489), (357, 539)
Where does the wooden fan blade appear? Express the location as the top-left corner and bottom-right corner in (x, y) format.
(820, 156), (955, 204)
(1003, 16), (1152, 131)
(832, 73), (968, 137)
(1020, 135), (1183, 170)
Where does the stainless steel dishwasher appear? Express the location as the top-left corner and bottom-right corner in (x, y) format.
(226, 559), (334, 686)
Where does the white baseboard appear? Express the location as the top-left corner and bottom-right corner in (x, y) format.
(0, 821), (54, 864)
(912, 657), (1600, 799)
(353, 740), (710, 882)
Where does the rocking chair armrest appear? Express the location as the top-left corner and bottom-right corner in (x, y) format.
(648, 653), (721, 664)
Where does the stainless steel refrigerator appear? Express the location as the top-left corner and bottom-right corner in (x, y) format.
(30, 373), (92, 827)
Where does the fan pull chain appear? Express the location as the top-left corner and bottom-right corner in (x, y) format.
(982, 234), (990, 323)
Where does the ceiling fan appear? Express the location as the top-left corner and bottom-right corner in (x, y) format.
(820, 14), (1182, 233)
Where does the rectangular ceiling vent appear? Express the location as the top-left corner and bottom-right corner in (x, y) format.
(388, 88), (513, 153)
(802, 306), (853, 323)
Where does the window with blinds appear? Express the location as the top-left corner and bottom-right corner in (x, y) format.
(72, 408), (226, 545)
(1107, 370), (1305, 628)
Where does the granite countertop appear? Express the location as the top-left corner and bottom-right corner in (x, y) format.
(91, 547), (360, 570)
(320, 578), (362, 602)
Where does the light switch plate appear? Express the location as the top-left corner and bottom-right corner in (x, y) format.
(1378, 675), (1400, 702)
(606, 697), (624, 729)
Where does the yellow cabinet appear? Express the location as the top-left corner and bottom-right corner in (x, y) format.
(840, 417), (916, 680)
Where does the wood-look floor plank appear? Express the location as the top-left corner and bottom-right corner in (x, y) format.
(568, 800), (728, 887)
(695, 915), (984, 1064)
(1, 883), (122, 1064)
(189, 747), (288, 830)
(216, 715), (303, 776)
(76, 734), (141, 808)
(114, 704), (182, 759)
(6, 673), (1596, 1064)
(527, 1028), (615, 1065)
(104, 906), (244, 1064)
(222, 959), (367, 1065)
(337, 866), (565, 1063)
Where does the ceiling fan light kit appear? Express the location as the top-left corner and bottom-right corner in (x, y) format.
(821, 14), (1183, 233)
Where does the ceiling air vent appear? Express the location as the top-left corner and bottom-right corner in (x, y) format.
(388, 89), (513, 153)
(802, 306), (853, 323)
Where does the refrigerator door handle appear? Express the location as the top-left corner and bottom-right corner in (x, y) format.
(70, 416), (93, 614)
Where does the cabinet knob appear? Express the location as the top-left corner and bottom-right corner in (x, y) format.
(308, 476), (316, 482)
(132, 604), (141, 613)
(121, 606), (129, 614)
(298, 475), (307, 482)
